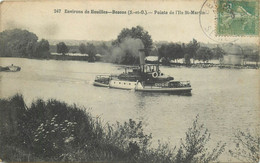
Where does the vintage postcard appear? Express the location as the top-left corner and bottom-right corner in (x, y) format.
(0, 0), (259, 162)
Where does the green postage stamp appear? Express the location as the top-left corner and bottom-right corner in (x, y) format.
(217, 0), (259, 36)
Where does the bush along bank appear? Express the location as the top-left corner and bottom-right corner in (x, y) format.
(0, 94), (226, 162)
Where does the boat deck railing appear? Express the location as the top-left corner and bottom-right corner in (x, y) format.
(177, 81), (191, 84)
(95, 75), (110, 79)
(95, 74), (119, 80)
(147, 80), (191, 88)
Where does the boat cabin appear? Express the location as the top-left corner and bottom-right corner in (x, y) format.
(122, 64), (160, 74)
(140, 64), (160, 73)
(123, 66), (140, 74)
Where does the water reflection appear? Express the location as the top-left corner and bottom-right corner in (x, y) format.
(136, 91), (192, 97)
(135, 93), (146, 108)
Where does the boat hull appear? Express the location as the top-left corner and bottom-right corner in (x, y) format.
(108, 80), (137, 90)
(93, 82), (109, 87)
(0, 66), (21, 72)
(94, 80), (192, 94)
(135, 87), (192, 93)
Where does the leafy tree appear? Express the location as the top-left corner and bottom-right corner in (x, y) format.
(57, 42), (69, 55)
(96, 42), (110, 56)
(106, 119), (152, 160)
(167, 43), (184, 62)
(252, 52), (259, 66)
(229, 129), (260, 163)
(196, 47), (214, 63)
(113, 26), (153, 56)
(85, 43), (97, 62)
(79, 43), (87, 54)
(35, 39), (50, 58)
(0, 29), (38, 57)
(85, 43), (96, 56)
(158, 43), (184, 65)
(182, 44), (190, 65)
(212, 46), (226, 59)
(186, 39), (200, 64)
(184, 53), (191, 65)
(175, 115), (226, 163)
(158, 44), (168, 64)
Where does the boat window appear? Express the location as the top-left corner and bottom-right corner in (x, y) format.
(119, 82), (121, 84)
(129, 83), (131, 85)
(135, 84), (136, 85)
(114, 82), (115, 84)
(124, 83), (125, 85)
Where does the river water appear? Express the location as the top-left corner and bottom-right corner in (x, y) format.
(0, 57), (259, 161)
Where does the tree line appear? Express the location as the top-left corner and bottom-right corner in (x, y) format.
(0, 29), (50, 58)
(0, 29), (73, 59)
(157, 39), (226, 65)
(51, 26), (153, 64)
(0, 29), (106, 62)
(0, 28), (258, 66)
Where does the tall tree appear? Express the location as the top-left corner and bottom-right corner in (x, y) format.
(186, 39), (200, 64)
(168, 43), (184, 62)
(96, 42), (109, 56)
(79, 43), (87, 54)
(85, 43), (97, 62)
(57, 42), (69, 55)
(35, 39), (50, 58)
(196, 47), (213, 63)
(158, 44), (168, 60)
(184, 53), (191, 65)
(0, 29), (38, 57)
(113, 26), (153, 56)
(158, 43), (184, 65)
(212, 46), (226, 59)
(252, 52), (259, 66)
(182, 43), (191, 65)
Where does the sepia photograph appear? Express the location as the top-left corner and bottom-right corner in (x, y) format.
(0, 0), (259, 162)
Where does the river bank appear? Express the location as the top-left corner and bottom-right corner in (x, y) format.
(1, 94), (258, 162)
(0, 94), (225, 162)
(146, 61), (259, 69)
(1, 56), (258, 70)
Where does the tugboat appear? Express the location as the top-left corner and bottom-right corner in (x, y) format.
(93, 49), (192, 93)
(0, 64), (21, 72)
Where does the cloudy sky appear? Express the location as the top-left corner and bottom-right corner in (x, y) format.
(0, 0), (258, 44)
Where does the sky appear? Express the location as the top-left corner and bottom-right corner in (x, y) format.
(0, 0), (259, 44)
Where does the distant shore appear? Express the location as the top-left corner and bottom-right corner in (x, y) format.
(0, 56), (259, 70)
(145, 60), (259, 69)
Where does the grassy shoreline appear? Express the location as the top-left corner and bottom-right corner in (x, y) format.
(0, 94), (258, 162)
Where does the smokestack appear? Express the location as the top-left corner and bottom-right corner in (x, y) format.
(139, 49), (145, 72)
(139, 49), (145, 65)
